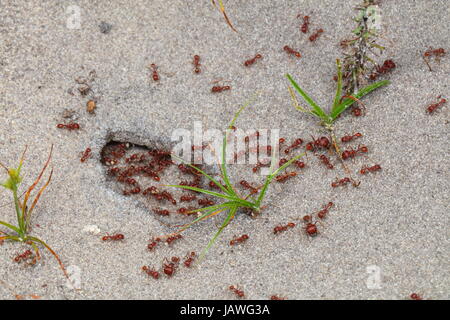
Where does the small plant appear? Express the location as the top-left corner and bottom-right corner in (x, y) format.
(340, 0), (387, 95)
(0, 146), (68, 278)
(166, 102), (305, 259)
(286, 59), (388, 162)
(211, 0), (237, 32)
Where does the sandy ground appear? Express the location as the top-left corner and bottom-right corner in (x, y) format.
(0, 0), (448, 300)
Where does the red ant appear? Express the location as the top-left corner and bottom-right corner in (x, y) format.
(423, 47), (445, 71)
(193, 55), (201, 74)
(122, 187), (141, 195)
(166, 234), (183, 245)
(150, 63), (159, 81)
(270, 295), (286, 300)
(211, 85), (231, 93)
(309, 28), (324, 42)
(275, 172), (297, 183)
(410, 293), (423, 300)
(318, 154), (333, 169)
(427, 96), (446, 113)
(341, 132), (362, 143)
(304, 222), (318, 237)
(13, 249), (33, 263)
(273, 222), (296, 234)
(80, 148), (92, 162)
(360, 164), (381, 175)
(279, 137), (286, 144)
(299, 15), (310, 33)
(369, 59), (396, 80)
(295, 160), (306, 169)
(307, 136), (330, 151)
(341, 145), (368, 160)
(198, 198), (215, 206)
(252, 160), (270, 173)
(352, 106), (363, 117)
(180, 194), (197, 202)
(152, 208), (170, 216)
(284, 138), (303, 154)
(102, 233), (124, 241)
(147, 237), (161, 251)
(230, 234), (249, 246)
(331, 177), (352, 188)
(283, 45), (301, 58)
(142, 266), (160, 279)
(239, 180), (258, 194)
(317, 202), (333, 219)
(183, 252), (196, 268)
(56, 123), (80, 130)
(229, 285), (245, 298)
(244, 53), (262, 67)
(162, 257), (179, 277)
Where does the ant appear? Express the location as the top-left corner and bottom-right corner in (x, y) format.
(142, 266), (160, 279)
(423, 47), (445, 71)
(180, 194), (197, 202)
(341, 132), (362, 143)
(295, 160), (306, 169)
(162, 257), (179, 277)
(198, 198), (215, 206)
(183, 252), (196, 268)
(122, 187), (141, 195)
(318, 154), (333, 169)
(147, 237), (161, 251)
(410, 293), (423, 300)
(80, 148), (92, 162)
(369, 59), (396, 80)
(279, 137), (286, 144)
(270, 295), (286, 300)
(13, 249), (33, 263)
(304, 221), (318, 237)
(283, 45), (301, 58)
(193, 55), (201, 73)
(360, 164), (381, 175)
(239, 180), (258, 194)
(299, 15), (310, 33)
(244, 53), (262, 67)
(56, 123), (80, 130)
(317, 202), (333, 219)
(352, 106), (363, 117)
(229, 285), (245, 298)
(275, 172), (297, 183)
(427, 96), (446, 113)
(149, 63), (159, 81)
(152, 208), (170, 216)
(102, 233), (124, 241)
(86, 99), (96, 114)
(166, 234), (183, 246)
(309, 28), (324, 42)
(230, 234), (249, 246)
(273, 222), (296, 234)
(284, 138), (303, 154)
(341, 145), (368, 160)
(331, 177), (352, 188)
(211, 85), (231, 93)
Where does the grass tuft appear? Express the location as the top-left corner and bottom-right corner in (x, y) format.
(0, 145), (69, 279)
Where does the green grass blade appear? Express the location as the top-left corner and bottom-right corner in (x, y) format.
(220, 97), (255, 196)
(199, 205), (238, 262)
(170, 153), (232, 196)
(286, 74), (329, 121)
(0, 220), (21, 234)
(256, 152), (306, 207)
(167, 184), (235, 201)
(332, 59), (343, 112)
(330, 80), (389, 120)
(176, 205), (231, 233)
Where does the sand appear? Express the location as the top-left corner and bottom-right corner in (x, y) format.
(0, 0), (448, 299)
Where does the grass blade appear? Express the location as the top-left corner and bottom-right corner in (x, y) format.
(22, 145), (53, 213)
(256, 152), (306, 207)
(27, 236), (69, 279)
(286, 74), (329, 121)
(170, 153), (232, 196)
(176, 205), (230, 234)
(0, 220), (20, 234)
(25, 168), (53, 231)
(332, 59), (343, 112)
(199, 205), (237, 262)
(330, 80), (389, 120)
